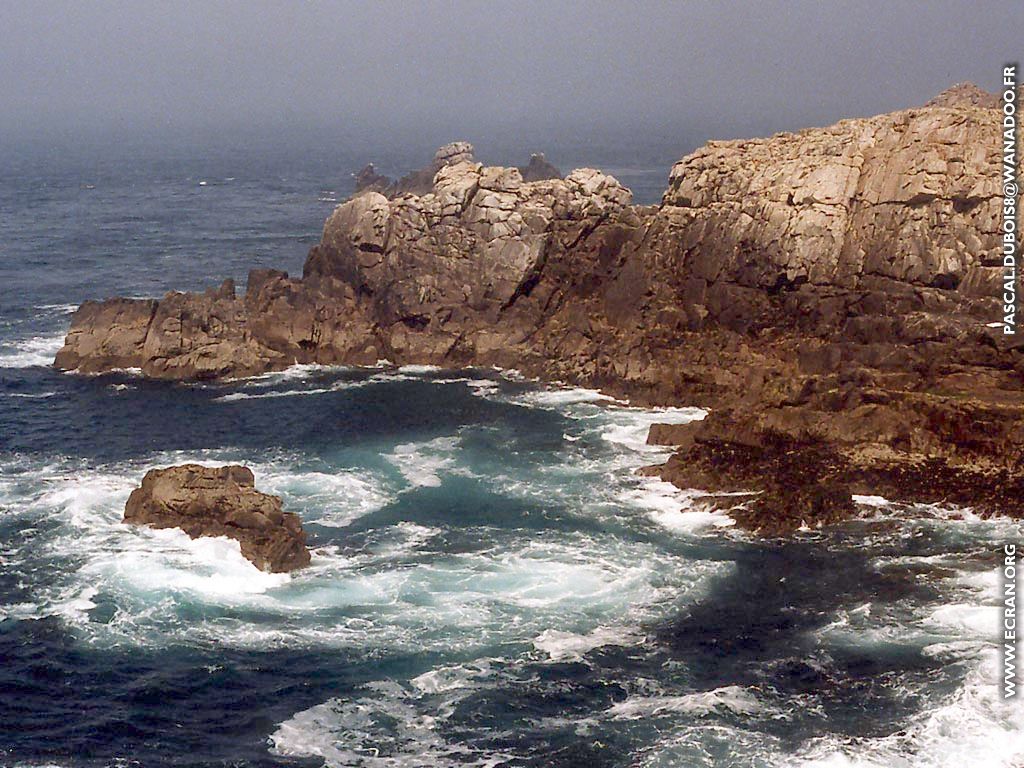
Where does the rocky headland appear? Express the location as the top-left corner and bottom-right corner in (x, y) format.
(58, 85), (1023, 532)
(124, 464), (311, 572)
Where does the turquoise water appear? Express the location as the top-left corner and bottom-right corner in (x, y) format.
(0, 143), (1020, 767)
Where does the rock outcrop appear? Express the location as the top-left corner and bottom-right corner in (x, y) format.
(352, 144), (563, 198)
(924, 82), (1000, 109)
(58, 87), (1024, 532)
(660, 95), (1002, 292)
(518, 152), (562, 182)
(352, 163), (391, 195)
(124, 464), (311, 572)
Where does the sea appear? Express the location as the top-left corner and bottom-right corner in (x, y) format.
(0, 134), (1020, 767)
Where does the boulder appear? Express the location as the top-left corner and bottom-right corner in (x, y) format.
(123, 464), (311, 572)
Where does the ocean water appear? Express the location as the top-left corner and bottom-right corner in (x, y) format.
(0, 141), (1021, 767)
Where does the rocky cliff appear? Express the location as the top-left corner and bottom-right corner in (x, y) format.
(56, 85), (1024, 531)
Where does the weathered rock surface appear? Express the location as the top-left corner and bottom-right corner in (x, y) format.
(59, 87), (1024, 533)
(924, 82), (1000, 109)
(124, 464), (311, 572)
(353, 144), (563, 198)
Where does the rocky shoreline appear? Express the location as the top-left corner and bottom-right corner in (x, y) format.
(56, 84), (1024, 533)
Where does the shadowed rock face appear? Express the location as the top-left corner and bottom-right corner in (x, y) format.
(123, 464), (311, 572)
(518, 152), (562, 182)
(57, 87), (1024, 532)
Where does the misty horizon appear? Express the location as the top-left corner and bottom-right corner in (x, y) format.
(2, 0), (1021, 161)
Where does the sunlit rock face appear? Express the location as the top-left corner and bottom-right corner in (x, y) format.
(124, 464), (311, 573)
(661, 93), (1003, 291)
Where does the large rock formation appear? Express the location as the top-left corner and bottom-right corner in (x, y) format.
(124, 464), (311, 572)
(58, 86), (1024, 532)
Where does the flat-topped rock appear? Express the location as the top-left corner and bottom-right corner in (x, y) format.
(661, 100), (1001, 290)
(124, 464), (311, 572)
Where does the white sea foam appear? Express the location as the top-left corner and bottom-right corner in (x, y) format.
(599, 405), (706, 453)
(852, 495), (891, 507)
(386, 436), (461, 488)
(270, 681), (513, 768)
(5, 369), (1013, 765)
(34, 303), (79, 315)
(87, 528), (291, 601)
(608, 686), (763, 719)
(216, 388), (333, 401)
(465, 378), (501, 397)
(410, 659), (495, 694)
(507, 386), (618, 408)
(214, 371), (413, 401)
(925, 603), (997, 638)
(238, 362), (354, 387)
(260, 468), (392, 527)
(0, 332), (65, 368)
(620, 479), (737, 533)
(3, 454), (722, 652)
(398, 364), (443, 374)
(533, 625), (642, 662)
(777, 651), (1024, 768)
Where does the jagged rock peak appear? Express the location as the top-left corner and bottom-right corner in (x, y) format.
(924, 82), (1000, 109)
(353, 143), (566, 199)
(352, 163), (390, 194)
(518, 152), (562, 182)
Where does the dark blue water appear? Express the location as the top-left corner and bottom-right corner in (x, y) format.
(0, 139), (1019, 767)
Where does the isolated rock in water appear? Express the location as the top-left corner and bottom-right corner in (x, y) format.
(518, 152), (562, 182)
(124, 464), (311, 572)
(353, 163), (391, 194)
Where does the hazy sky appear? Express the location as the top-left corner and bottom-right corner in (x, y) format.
(1, 0), (1021, 149)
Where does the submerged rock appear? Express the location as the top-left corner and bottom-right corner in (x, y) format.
(124, 464), (311, 572)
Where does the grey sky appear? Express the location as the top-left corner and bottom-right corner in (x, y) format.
(1, 0), (1021, 147)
